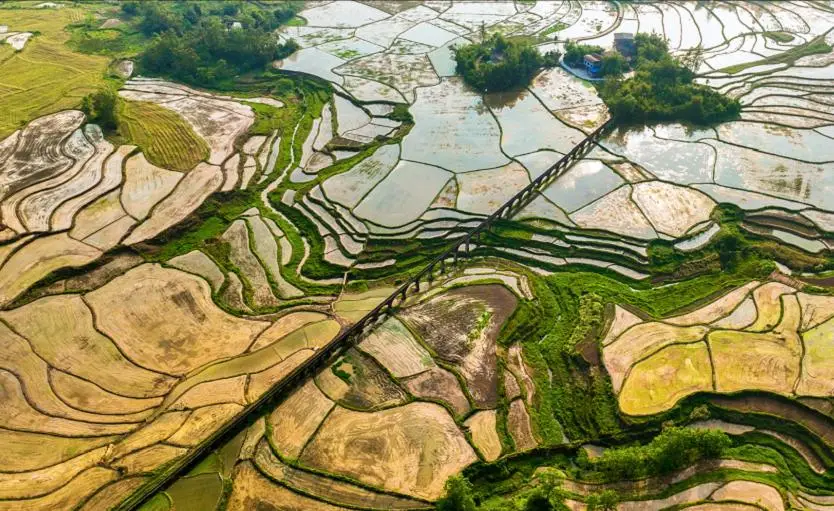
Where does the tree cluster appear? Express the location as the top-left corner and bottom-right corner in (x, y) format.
(563, 41), (628, 78)
(80, 88), (118, 132)
(454, 33), (561, 92)
(130, 2), (300, 87)
(587, 426), (731, 479)
(599, 33), (741, 124)
(563, 41), (603, 67)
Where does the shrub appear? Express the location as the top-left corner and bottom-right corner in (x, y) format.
(437, 476), (477, 511)
(600, 52), (628, 77)
(715, 232), (742, 270)
(586, 490), (619, 511)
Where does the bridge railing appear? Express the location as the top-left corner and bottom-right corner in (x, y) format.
(117, 118), (615, 511)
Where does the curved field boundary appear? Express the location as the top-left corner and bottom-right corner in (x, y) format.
(114, 118), (616, 511)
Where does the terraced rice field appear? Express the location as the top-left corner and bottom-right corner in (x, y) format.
(0, 4), (109, 138)
(116, 100), (209, 172)
(604, 281), (834, 416)
(1, 0), (834, 509)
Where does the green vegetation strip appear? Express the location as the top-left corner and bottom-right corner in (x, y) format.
(722, 33), (833, 74)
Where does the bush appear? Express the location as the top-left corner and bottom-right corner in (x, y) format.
(121, 1), (138, 16)
(437, 476), (477, 511)
(389, 104), (413, 123)
(454, 33), (560, 92)
(586, 490), (619, 511)
(715, 232), (742, 270)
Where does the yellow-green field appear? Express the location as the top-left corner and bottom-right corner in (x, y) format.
(0, 4), (111, 138)
(117, 100), (210, 172)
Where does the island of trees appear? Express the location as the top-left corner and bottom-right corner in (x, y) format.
(596, 33), (741, 125)
(453, 33), (560, 92)
(124, 1), (300, 87)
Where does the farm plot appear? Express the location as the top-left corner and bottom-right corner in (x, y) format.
(316, 348), (409, 411)
(0, 92), (265, 304)
(400, 284), (518, 408)
(0, 4), (109, 139)
(116, 100), (209, 172)
(401, 78), (507, 172)
(300, 403), (477, 500)
(604, 281), (834, 416)
(119, 79), (254, 166)
(0, 253), (347, 509)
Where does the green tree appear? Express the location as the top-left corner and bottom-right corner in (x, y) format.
(592, 427), (731, 479)
(634, 33), (668, 62)
(454, 33), (559, 92)
(716, 233), (741, 270)
(563, 41), (603, 67)
(599, 33), (740, 124)
(138, 3), (182, 36)
(437, 476), (476, 511)
(134, 2), (301, 87)
(80, 88), (117, 131)
(525, 492), (553, 511)
(600, 52), (628, 77)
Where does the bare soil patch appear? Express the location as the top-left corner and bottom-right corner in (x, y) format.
(113, 444), (187, 475)
(0, 232), (100, 307)
(85, 263), (269, 375)
(121, 153), (182, 220)
(1, 295), (174, 398)
(604, 323), (709, 393)
(166, 250), (224, 291)
(400, 285), (518, 408)
(254, 440), (426, 509)
(464, 410), (502, 461)
(221, 219), (279, 308)
(711, 481), (785, 511)
(402, 367), (471, 417)
(0, 110), (83, 201)
(358, 317), (435, 378)
(227, 462), (349, 511)
(508, 399), (537, 451)
(78, 477), (146, 511)
(49, 369), (160, 415)
(710, 394), (834, 447)
(0, 467), (117, 511)
(269, 380), (335, 459)
(167, 403), (243, 447)
(665, 282), (759, 326)
(316, 348), (408, 411)
(301, 402), (477, 500)
(123, 162), (223, 245)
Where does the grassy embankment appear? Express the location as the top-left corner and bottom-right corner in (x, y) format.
(722, 33), (833, 74)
